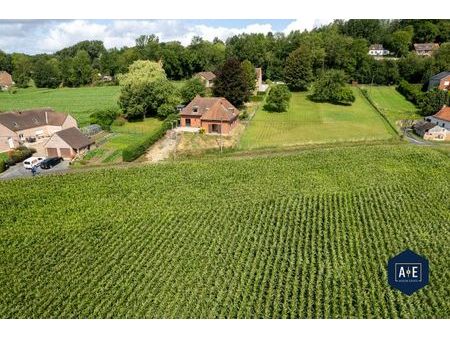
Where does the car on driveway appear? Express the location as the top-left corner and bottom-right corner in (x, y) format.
(40, 157), (63, 169)
(23, 156), (45, 169)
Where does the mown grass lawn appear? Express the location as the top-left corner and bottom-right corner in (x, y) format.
(361, 86), (421, 128)
(0, 81), (186, 127)
(0, 86), (120, 126)
(239, 88), (394, 149)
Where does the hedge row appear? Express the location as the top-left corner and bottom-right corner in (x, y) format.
(0, 147), (36, 173)
(122, 114), (179, 162)
(396, 80), (424, 105)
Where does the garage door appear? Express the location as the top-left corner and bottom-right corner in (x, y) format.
(47, 148), (58, 157)
(60, 148), (72, 159)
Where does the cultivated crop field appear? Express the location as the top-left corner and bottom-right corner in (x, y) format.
(0, 145), (449, 318)
(239, 89), (395, 149)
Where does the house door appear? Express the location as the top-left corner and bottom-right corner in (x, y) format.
(209, 124), (221, 133)
(47, 148), (58, 157)
(60, 148), (72, 159)
(7, 137), (15, 149)
(185, 118), (191, 127)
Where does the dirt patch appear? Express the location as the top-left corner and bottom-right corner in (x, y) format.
(176, 123), (245, 155)
(144, 130), (178, 163)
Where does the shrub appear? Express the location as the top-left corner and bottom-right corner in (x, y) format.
(89, 108), (121, 131)
(0, 159), (6, 173)
(111, 116), (126, 127)
(5, 147), (36, 166)
(264, 84), (291, 112)
(396, 80), (424, 105)
(122, 114), (178, 162)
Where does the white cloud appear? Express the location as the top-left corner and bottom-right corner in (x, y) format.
(283, 18), (333, 34)
(0, 19), (330, 54)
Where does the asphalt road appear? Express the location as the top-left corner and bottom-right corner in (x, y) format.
(0, 160), (70, 180)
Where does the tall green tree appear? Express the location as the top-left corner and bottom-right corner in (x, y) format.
(11, 53), (32, 88)
(33, 58), (61, 88)
(180, 78), (206, 104)
(390, 29), (413, 57)
(0, 50), (12, 73)
(213, 57), (250, 107)
(284, 45), (313, 91)
(310, 69), (355, 105)
(70, 50), (92, 86)
(118, 60), (178, 120)
(241, 60), (256, 93)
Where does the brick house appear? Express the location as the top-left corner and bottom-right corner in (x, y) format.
(195, 71), (216, 88)
(180, 96), (239, 135)
(0, 71), (14, 90)
(428, 71), (450, 91)
(44, 127), (94, 159)
(414, 43), (439, 56)
(0, 108), (77, 153)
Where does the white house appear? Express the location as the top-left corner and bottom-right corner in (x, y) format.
(425, 106), (450, 130)
(368, 44), (391, 57)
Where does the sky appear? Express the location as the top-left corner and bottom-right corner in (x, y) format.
(0, 19), (332, 55)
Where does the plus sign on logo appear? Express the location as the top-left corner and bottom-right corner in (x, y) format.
(388, 249), (429, 295)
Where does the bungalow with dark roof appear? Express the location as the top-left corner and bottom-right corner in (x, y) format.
(0, 108), (77, 153)
(428, 71), (450, 91)
(180, 96), (239, 135)
(195, 71), (216, 88)
(44, 127), (94, 159)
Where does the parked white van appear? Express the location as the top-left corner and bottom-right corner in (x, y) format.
(23, 156), (45, 169)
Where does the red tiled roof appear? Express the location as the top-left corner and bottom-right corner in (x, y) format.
(180, 96), (239, 122)
(0, 71), (13, 87)
(434, 106), (450, 122)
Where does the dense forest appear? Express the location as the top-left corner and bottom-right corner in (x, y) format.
(0, 19), (449, 89)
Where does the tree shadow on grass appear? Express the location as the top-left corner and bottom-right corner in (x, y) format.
(306, 94), (353, 106)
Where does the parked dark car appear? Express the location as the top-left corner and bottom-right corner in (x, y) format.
(40, 157), (63, 169)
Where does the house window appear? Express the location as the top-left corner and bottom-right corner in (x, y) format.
(193, 106), (199, 113)
(185, 118), (191, 127)
(210, 124), (221, 133)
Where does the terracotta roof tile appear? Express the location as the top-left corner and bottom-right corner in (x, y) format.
(434, 106), (450, 122)
(180, 96), (239, 122)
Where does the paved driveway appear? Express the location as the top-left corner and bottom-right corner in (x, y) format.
(0, 160), (70, 180)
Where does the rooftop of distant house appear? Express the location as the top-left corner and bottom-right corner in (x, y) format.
(196, 71), (216, 81)
(0, 108), (69, 131)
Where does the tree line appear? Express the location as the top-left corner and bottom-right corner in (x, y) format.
(0, 19), (449, 90)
